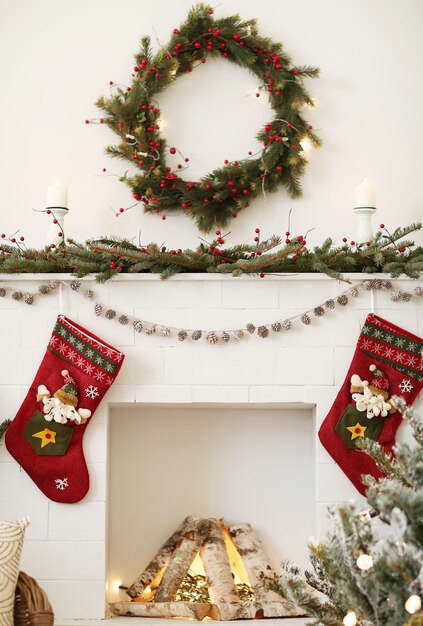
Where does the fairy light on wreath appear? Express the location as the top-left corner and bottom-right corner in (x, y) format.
(87, 3), (322, 232)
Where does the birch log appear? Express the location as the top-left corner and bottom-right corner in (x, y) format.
(209, 600), (305, 620)
(229, 523), (283, 603)
(200, 520), (239, 604)
(126, 516), (192, 599)
(110, 601), (211, 620)
(154, 518), (212, 602)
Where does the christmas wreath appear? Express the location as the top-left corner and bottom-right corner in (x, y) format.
(93, 3), (322, 232)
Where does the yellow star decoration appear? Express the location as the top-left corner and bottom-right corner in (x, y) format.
(346, 422), (367, 440)
(32, 428), (57, 448)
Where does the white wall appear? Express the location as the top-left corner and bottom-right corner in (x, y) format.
(0, 0), (422, 249)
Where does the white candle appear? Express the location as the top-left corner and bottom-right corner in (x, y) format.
(355, 179), (376, 208)
(47, 180), (68, 209)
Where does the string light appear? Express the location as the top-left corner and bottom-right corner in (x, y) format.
(405, 595), (422, 614)
(356, 554), (373, 571)
(343, 610), (357, 626)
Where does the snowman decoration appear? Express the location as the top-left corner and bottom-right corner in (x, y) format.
(36, 370), (92, 425)
(350, 364), (396, 419)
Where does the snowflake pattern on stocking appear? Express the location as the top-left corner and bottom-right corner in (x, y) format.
(85, 385), (99, 400)
(55, 478), (69, 490)
(398, 379), (413, 394)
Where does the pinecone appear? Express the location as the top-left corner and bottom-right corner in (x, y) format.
(38, 284), (50, 294)
(390, 290), (402, 302)
(349, 287), (358, 298)
(324, 299), (335, 309)
(246, 323), (256, 334)
(271, 322), (282, 332)
(192, 330), (202, 340)
(118, 315), (129, 325)
(161, 327), (171, 337)
(257, 325), (269, 338)
(207, 332), (219, 344)
(221, 332), (230, 343)
(48, 280), (59, 290)
(133, 320), (143, 333)
(414, 286), (423, 297)
(282, 319), (292, 330)
(301, 313), (311, 325)
(12, 291), (22, 301)
(70, 280), (81, 291)
(401, 292), (412, 302)
(362, 280), (373, 291)
(313, 306), (325, 317)
(24, 294), (34, 305)
(178, 330), (188, 341)
(372, 279), (382, 290)
(105, 309), (116, 320)
(0, 288), (6, 297)
(337, 295), (348, 306)
(381, 280), (392, 290)
(145, 326), (156, 335)
(84, 289), (94, 300)
(233, 330), (244, 340)
(94, 303), (103, 316)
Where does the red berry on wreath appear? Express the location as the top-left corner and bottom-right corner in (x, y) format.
(162, 215), (166, 220)
(173, 28), (179, 34)
(380, 223), (385, 228)
(208, 8), (213, 13)
(275, 63), (282, 69)
(194, 42), (202, 48)
(182, 203), (189, 209)
(291, 145), (297, 149)
(233, 33), (240, 40)
(265, 124), (272, 132)
(293, 70), (299, 75)
(342, 237), (347, 242)
(169, 147), (176, 154)
(201, 58), (206, 63)
(20, 236), (24, 241)
(53, 219), (58, 224)
(243, 189), (250, 196)
(134, 193), (141, 201)
(308, 124), (313, 129)
(350, 241), (355, 245)
(223, 52), (228, 57)
(260, 273), (265, 278)
(285, 239), (290, 244)
(254, 236), (259, 242)
(255, 228), (260, 233)
(188, 183), (194, 189)
(255, 93), (260, 97)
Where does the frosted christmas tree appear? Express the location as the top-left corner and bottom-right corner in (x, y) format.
(273, 396), (423, 626)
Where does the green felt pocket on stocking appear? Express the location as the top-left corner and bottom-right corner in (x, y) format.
(24, 411), (74, 456)
(335, 404), (384, 450)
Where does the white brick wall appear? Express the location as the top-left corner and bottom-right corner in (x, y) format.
(0, 273), (421, 622)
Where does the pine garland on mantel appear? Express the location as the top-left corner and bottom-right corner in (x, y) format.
(0, 223), (422, 282)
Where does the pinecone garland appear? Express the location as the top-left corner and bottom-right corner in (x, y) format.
(48, 280), (59, 290)
(145, 326), (156, 335)
(414, 286), (423, 296)
(271, 322), (282, 332)
(178, 330), (188, 341)
(118, 315), (129, 325)
(391, 290), (402, 302)
(38, 284), (50, 294)
(233, 330), (244, 340)
(401, 292), (412, 302)
(324, 299), (335, 309)
(0, 288), (6, 297)
(313, 306), (325, 317)
(84, 289), (94, 300)
(301, 313), (311, 325)
(382, 280), (392, 290)
(349, 287), (358, 298)
(94, 303), (103, 316)
(105, 309), (116, 320)
(362, 280), (373, 291)
(133, 320), (143, 333)
(70, 280), (81, 291)
(12, 291), (23, 301)
(23, 294), (34, 305)
(161, 327), (171, 336)
(221, 332), (230, 342)
(246, 323), (256, 334)
(207, 332), (219, 344)
(282, 319), (292, 330)
(257, 325), (269, 338)
(337, 295), (348, 306)
(192, 330), (202, 340)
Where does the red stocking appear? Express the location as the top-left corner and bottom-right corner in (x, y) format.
(6, 315), (124, 503)
(319, 313), (423, 495)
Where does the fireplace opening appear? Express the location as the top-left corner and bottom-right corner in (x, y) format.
(107, 404), (315, 618)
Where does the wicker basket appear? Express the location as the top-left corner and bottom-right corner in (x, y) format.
(14, 571), (54, 626)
